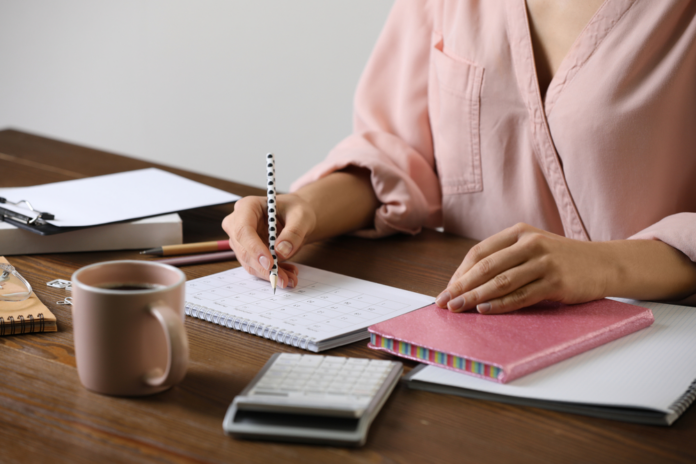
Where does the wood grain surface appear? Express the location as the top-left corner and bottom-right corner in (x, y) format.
(0, 129), (694, 464)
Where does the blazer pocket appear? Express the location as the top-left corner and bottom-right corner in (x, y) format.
(430, 36), (484, 194)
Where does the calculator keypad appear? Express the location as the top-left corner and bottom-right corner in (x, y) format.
(248, 354), (397, 414)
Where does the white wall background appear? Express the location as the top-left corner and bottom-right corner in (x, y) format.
(0, 0), (393, 191)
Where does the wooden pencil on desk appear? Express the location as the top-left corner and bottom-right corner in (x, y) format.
(154, 250), (237, 266)
(140, 240), (231, 256)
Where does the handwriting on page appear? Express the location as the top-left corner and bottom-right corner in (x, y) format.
(185, 268), (409, 336)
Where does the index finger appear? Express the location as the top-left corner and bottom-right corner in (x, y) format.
(223, 198), (274, 276)
(449, 224), (524, 285)
(436, 224), (523, 309)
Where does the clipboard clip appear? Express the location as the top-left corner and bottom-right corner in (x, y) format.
(0, 197), (55, 225)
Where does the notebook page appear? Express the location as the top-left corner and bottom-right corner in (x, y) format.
(185, 264), (434, 344)
(409, 300), (696, 412)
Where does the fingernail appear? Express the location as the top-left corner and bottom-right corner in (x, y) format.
(477, 302), (492, 314)
(448, 296), (465, 311)
(287, 279), (295, 288)
(276, 241), (293, 257)
(436, 291), (451, 307)
(259, 255), (270, 270)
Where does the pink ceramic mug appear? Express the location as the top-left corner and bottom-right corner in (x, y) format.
(72, 260), (189, 396)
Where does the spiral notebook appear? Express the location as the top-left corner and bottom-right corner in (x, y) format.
(0, 257), (57, 335)
(404, 299), (696, 426)
(184, 264), (433, 352)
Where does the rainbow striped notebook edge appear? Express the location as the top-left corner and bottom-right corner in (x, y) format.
(368, 332), (503, 382)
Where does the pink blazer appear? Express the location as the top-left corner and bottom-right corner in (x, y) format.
(293, 0), (696, 267)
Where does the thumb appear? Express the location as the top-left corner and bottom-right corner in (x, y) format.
(274, 200), (315, 260)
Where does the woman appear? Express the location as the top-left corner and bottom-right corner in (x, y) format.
(223, 0), (696, 314)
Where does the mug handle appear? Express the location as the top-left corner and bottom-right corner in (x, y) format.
(143, 301), (189, 387)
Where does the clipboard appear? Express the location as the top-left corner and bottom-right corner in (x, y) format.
(0, 198), (69, 235)
(0, 168), (241, 236)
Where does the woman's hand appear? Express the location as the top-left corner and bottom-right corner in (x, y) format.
(222, 193), (317, 289)
(435, 223), (608, 314)
(222, 167), (380, 288)
(435, 222), (696, 314)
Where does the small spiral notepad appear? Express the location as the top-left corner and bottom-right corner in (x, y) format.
(184, 264), (433, 352)
(0, 257), (57, 335)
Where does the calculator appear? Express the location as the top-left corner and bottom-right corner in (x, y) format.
(222, 353), (403, 446)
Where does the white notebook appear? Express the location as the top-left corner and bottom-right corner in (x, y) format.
(405, 299), (696, 425)
(0, 213), (182, 255)
(184, 264), (433, 352)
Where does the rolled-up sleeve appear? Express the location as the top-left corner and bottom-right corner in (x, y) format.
(629, 213), (696, 305)
(291, 0), (442, 238)
(629, 213), (696, 262)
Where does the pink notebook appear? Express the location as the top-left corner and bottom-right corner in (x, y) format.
(368, 300), (654, 383)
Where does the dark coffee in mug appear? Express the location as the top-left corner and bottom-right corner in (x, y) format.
(97, 283), (166, 291)
(72, 260), (189, 396)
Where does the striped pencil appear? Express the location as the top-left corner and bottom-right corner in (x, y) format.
(266, 153), (278, 293)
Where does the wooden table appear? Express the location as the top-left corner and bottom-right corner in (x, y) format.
(0, 129), (694, 464)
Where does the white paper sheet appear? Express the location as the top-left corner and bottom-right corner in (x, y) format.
(409, 299), (696, 413)
(0, 168), (240, 227)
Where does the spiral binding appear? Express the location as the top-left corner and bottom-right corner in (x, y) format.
(0, 313), (45, 336)
(668, 377), (696, 419)
(185, 303), (316, 350)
